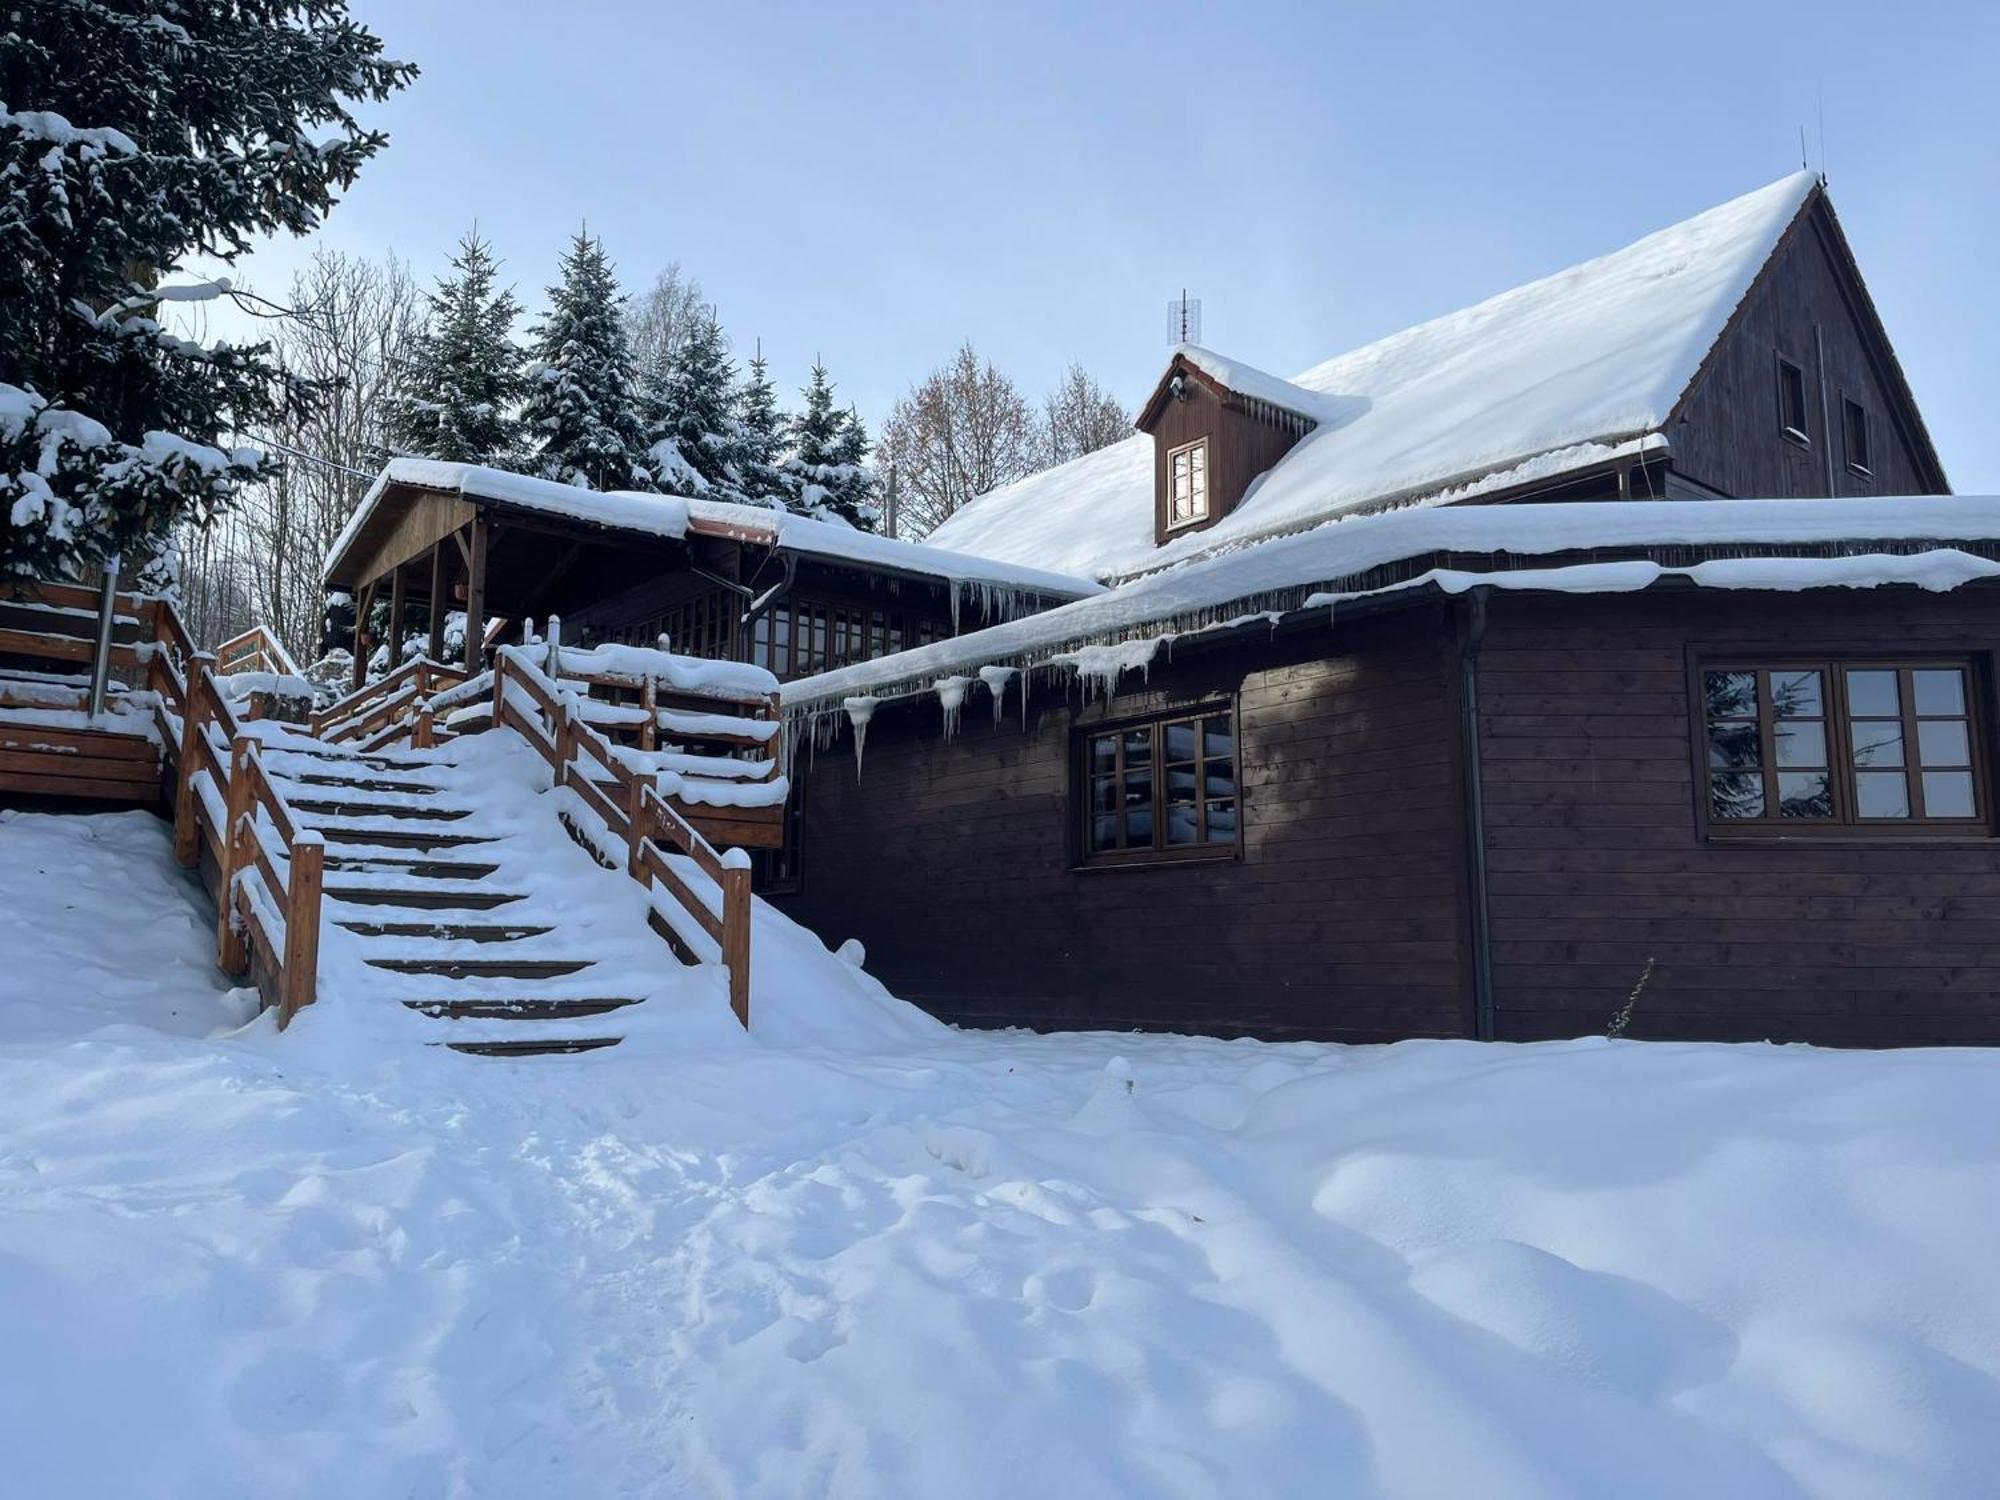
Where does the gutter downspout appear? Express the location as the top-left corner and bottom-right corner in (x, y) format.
(1458, 588), (1496, 1042)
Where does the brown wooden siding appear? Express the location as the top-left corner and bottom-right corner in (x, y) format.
(1147, 380), (1305, 545)
(776, 607), (1474, 1041)
(1670, 201), (1943, 500)
(1477, 586), (2000, 1045)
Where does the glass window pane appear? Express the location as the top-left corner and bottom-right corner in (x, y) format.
(1126, 805), (1153, 845)
(1777, 771), (1834, 819)
(1847, 669), (1900, 717)
(1123, 768), (1153, 831)
(1090, 776), (1119, 815)
(1918, 719), (1970, 768)
(1773, 722), (1826, 768)
(1704, 671), (1758, 719)
(1204, 759), (1237, 798)
(1203, 716), (1233, 758)
(1165, 766), (1197, 803)
(1166, 804), (1200, 845)
(1090, 814), (1119, 851)
(1922, 771), (1977, 819)
(1089, 735), (1117, 773)
(1850, 721), (1904, 768)
(1769, 670), (1823, 719)
(1205, 800), (1238, 842)
(1121, 727), (1152, 762)
(1708, 722), (1762, 770)
(1710, 772), (1765, 820)
(1913, 669), (1966, 717)
(1164, 721), (1198, 763)
(1855, 771), (1911, 819)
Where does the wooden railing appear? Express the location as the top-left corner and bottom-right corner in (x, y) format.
(214, 622), (303, 680)
(493, 645), (755, 1028)
(310, 656), (468, 749)
(144, 598), (327, 1026)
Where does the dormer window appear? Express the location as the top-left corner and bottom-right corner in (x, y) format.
(1168, 438), (1210, 528)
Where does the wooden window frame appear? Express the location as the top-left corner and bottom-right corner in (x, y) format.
(1075, 700), (1241, 869)
(1689, 650), (1995, 843)
(1165, 437), (1211, 531)
(1776, 353), (1810, 447)
(1841, 394), (1873, 479)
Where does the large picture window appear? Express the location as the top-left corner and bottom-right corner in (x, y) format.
(1167, 438), (1210, 528)
(1082, 707), (1238, 864)
(1701, 659), (1987, 833)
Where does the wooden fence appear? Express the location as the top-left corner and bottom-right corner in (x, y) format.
(494, 646), (756, 1028)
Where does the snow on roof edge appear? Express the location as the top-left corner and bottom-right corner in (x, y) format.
(783, 494), (2000, 714)
(325, 459), (1102, 601)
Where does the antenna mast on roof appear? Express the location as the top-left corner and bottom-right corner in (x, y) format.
(1167, 290), (1202, 347)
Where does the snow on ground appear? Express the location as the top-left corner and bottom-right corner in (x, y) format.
(3, 808), (2000, 1498)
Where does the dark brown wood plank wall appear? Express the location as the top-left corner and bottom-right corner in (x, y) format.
(775, 606), (1474, 1041)
(1148, 380), (1305, 543)
(1478, 586), (2000, 1045)
(1671, 202), (1943, 500)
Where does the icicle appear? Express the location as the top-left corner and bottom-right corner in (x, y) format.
(843, 695), (878, 779)
(977, 664), (1017, 725)
(935, 675), (970, 740)
(949, 579), (962, 633)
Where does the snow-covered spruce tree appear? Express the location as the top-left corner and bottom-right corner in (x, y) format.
(386, 230), (526, 466)
(784, 362), (878, 529)
(734, 348), (790, 507)
(0, 4), (416, 580)
(523, 232), (650, 490)
(650, 308), (746, 501)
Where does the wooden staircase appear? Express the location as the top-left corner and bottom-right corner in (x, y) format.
(1, 578), (783, 1051)
(253, 745), (654, 1055)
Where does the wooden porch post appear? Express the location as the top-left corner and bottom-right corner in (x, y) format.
(463, 513), (488, 673)
(387, 563), (407, 671)
(350, 580), (375, 692)
(427, 540), (448, 663)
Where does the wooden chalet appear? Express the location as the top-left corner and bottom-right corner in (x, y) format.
(772, 172), (2000, 1049)
(322, 461), (1099, 688)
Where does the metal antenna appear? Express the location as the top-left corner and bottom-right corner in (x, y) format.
(1166, 290), (1202, 347)
(1799, 125), (1808, 173)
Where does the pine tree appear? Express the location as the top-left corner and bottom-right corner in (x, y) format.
(734, 348), (789, 507)
(784, 362), (877, 529)
(387, 230), (526, 466)
(650, 308), (745, 500)
(0, 5), (417, 579)
(522, 232), (650, 490)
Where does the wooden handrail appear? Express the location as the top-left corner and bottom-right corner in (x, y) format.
(214, 622), (303, 679)
(493, 646), (757, 1028)
(6, 575), (326, 1029)
(312, 655), (469, 744)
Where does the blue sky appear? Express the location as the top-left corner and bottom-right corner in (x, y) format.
(230, 0), (2000, 489)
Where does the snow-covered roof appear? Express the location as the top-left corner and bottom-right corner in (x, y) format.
(326, 458), (1102, 604)
(1161, 344), (1324, 423)
(926, 172), (1822, 582)
(784, 495), (2000, 714)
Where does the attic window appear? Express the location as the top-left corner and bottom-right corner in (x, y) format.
(1843, 397), (1872, 477)
(1777, 356), (1809, 445)
(1167, 438), (1210, 529)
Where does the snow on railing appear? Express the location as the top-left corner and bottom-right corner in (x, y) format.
(491, 644), (759, 1029)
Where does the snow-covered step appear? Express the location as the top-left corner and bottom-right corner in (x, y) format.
(334, 919), (553, 943)
(402, 995), (642, 1020)
(363, 955), (596, 980)
(288, 796), (472, 822)
(322, 854), (501, 880)
(443, 1036), (622, 1057)
(284, 770), (447, 796)
(325, 885), (526, 911)
(307, 825), (496, 851)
